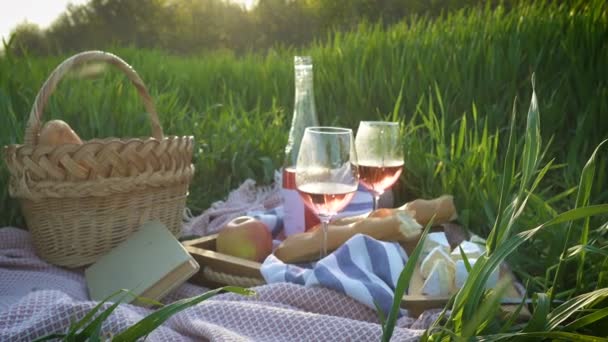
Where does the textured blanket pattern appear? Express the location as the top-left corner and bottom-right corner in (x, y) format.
(0, 227), (438, 341)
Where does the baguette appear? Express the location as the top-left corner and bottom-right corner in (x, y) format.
(274, 211), (422, 263)
(400, 195), (457, 227)
(319, 195), (456, 227)
(274, 195), (458, 263)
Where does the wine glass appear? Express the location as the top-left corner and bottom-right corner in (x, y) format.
(355, 121), (404, 211)
(295, 127), (359, 258)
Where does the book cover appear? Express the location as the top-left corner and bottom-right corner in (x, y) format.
(85, 221), (200, 305)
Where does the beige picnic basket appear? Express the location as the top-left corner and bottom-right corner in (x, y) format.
(3, 51), (194, 268)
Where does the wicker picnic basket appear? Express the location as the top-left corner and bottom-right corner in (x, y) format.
(3, 51), (194, 268)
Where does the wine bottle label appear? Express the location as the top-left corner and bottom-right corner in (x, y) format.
(281, 188), (306, 236)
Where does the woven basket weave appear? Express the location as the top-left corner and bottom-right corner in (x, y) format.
(3, 51), (194, 268)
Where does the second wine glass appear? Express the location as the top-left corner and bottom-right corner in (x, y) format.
(355, 121), (404, 211)
(295, 127), (359, 259)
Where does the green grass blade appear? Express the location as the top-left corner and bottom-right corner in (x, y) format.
(547, 287), (608, 330)
(567, 244), (608, 258)
(462, 278), (510, 337)
(112, 286), (253, 341)
(88, 323), (102, 342)
(487, 97), (517, 254)
(76, 296), (127, 340)
(541, 205), (608, 227)
(65, 290), (129, 340)
(597, 257), (608, 290)
(519, 74), (541, 195)
(498, 283), (529, 334)
(496, 81), (547, 246)
(459, 245), (472, 272)
(566, 306), (608, 330)
(423, 327), (459, 341)
(522, 293), (549, 332)
(32, 334), (67, 342)
(382, 218), (434, 342)
(477, 331), (605, 341)
(390, 81), (404, 122)
(575, 139), (608, 292)
(455, 204), (608, 322)
(374, 300), (386, 335)
(551, 139), (608, 303)
(421, 295), (455, 340)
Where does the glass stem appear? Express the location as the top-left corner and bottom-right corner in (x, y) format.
(320, 217), (330, 259)
(372, 194), (380, 211)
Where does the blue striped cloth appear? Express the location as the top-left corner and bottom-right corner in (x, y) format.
(261, 234), (408, 316)
(248, 185), (408, 315)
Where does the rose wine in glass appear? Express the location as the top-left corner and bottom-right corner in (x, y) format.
(296, 127), (359, 258)
(298, 182), (356, 217)
(355, 121), (404, 211)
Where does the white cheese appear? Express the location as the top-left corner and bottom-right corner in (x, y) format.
(454, 259), (499, 290)
(421, 260), (453, 297)
(450, 241), (484, 261)
(420, 246), (455, 279)
(421, 232), (451, 256)
(395, 212), (423, 240)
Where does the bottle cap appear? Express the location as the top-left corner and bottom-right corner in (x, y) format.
(294, 56), (313, 68)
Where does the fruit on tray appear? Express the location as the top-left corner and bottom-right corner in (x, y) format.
(38, 120), (83, 145)
(216, 216), (273, 262)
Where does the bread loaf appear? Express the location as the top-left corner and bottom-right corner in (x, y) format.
(274, 211), (422, 263)
(38, 120), (82, 145)
(274, 195), (458, 263)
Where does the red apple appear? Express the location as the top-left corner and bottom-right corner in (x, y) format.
(216, 216), (273, 262)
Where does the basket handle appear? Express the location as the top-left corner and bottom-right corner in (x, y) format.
(24, 50), (164, 145)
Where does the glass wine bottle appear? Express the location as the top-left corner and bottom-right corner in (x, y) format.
(281, 56), (321, 236)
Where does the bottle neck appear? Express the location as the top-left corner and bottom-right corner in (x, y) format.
(284, 65), (319, 167)
(294, 67), (314, 99)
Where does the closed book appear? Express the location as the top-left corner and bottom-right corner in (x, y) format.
(85, 221), (199, 305)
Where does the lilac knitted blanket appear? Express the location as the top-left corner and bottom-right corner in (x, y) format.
(0, 227), (438, 341)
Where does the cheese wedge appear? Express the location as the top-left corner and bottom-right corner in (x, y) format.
(420, 246), (455, 279)
(421, 259), (453, 297)
(454, 258), (499, 290)
(422, 232), (451, 256)
(450, 241), (484, 261)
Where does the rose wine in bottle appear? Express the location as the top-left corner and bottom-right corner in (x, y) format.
(282, 56), (320, 236)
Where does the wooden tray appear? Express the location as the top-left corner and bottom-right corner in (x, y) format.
(183, 227), (529, 319)
(183, 234), (265, 288)
(402, 263), (529, 318)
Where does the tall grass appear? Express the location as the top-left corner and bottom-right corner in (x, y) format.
(0, 0), (607, 338)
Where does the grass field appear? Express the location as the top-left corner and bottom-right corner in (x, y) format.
(1, 0), (607, 339)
